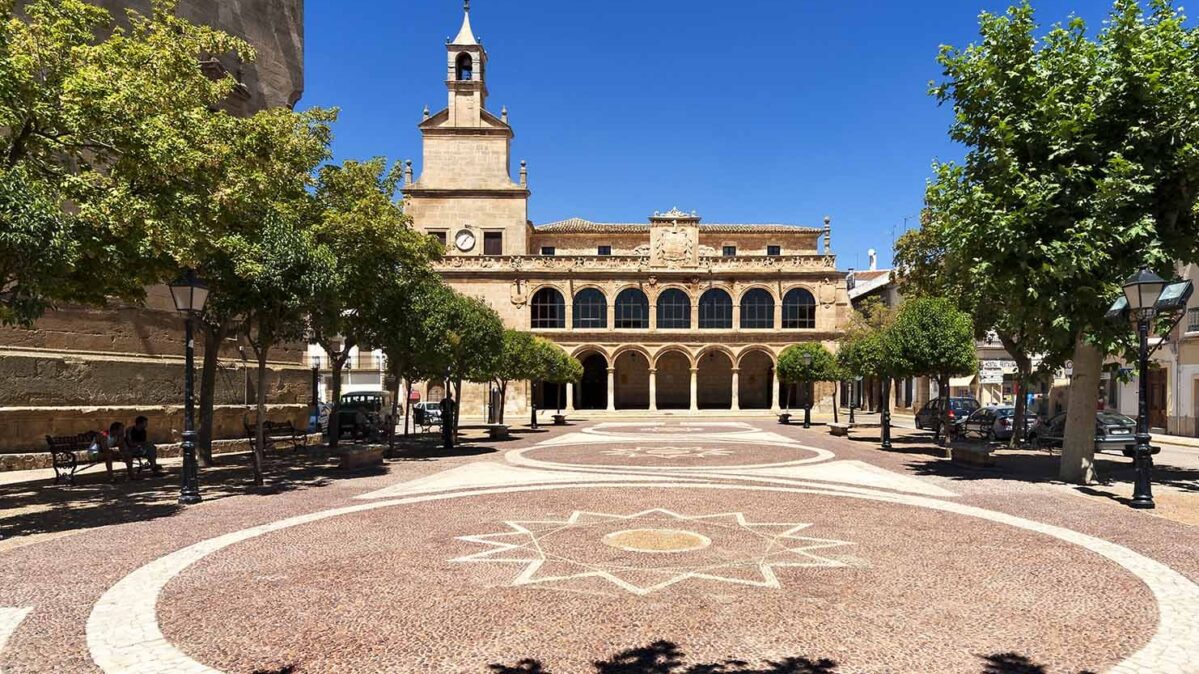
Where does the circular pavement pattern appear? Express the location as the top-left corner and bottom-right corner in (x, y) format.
(517, 440), (821, 468)
(150, 486), (1156, 674)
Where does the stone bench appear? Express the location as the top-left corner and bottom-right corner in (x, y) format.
(950, 445), (995, 467)
(488, 424), (510, 440)
(339, 446), (384, 471)
(552, 414), (567, 426)
(778, 413), (792, 425)
(828, 422), (851, 437)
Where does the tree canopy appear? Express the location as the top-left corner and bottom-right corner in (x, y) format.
(777, 343), (840, 385)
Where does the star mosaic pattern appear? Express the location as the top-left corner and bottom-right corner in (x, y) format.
(600, 446), (735, 459)
(451, 508), (854, 596)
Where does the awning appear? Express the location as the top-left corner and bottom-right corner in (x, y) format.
(949, 375), (977, 388)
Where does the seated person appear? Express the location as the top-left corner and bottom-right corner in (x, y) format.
(87, 428), (123, 483)
(125, 416), (163, 475)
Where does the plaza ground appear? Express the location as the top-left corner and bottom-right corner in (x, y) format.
(1, 419), (1198, 673)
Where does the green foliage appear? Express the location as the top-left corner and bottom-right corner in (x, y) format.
(418, 288), (505, 385)
(0, 0), (254, 324)
(777, 343), (839, 384)
(836, 299), (899, 379)
(493, 330), (542, 385)
(919, 0), (1199, 365)
(536, 338), (582, 385)
(888, 297), (977, 380)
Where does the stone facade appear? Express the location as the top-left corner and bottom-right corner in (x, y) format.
(402, 7), (850, 420)
(0, 1), (307, 454)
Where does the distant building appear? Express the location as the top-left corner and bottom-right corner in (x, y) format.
(397, 6), (852, 419)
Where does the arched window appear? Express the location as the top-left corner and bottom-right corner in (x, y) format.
(656, 289), (691, 329)
(573, 288), (607, 329)
(782, 288), (817, 329)
(698, 289), (733, 329)
(614, 289), (649, 329)
(456, 52), (473, 81)
(740, 289), (775, 329)
(530, 288), (565, 329)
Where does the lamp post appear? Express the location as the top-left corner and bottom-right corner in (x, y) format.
(530, 380), (539, 430)
(801, 352), (813, 429)
(441, 366), (454, 451)
(880, 376), (893, 451)
(1115, 269), (1194, 510)
(168, 270), (209, 505)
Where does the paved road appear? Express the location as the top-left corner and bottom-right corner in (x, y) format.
(1, 420), (1197, 673)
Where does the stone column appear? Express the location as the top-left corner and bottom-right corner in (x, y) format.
(774, 297), (783, 329)
(648, 368), (658, 412)
(732, 303), (742, 331)
(565, 301), (574, 332)
(691, 302), (699, 330)
(566, 382), (575, 413)
(771, 368), (781, 412)
(606, 301), (615, 331)
(690, 367), (699, 412)
(731, 368), (741, 411)
(607, 367), (616, 411)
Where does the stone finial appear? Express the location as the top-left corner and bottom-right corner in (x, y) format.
(404, 159), (414, 186)
(464, 0), (470, 11)
(501, 105), (508, 123)
(519, 160), (527, 187)
(823, 215), (832, 254)
(422, 105), (430, 120)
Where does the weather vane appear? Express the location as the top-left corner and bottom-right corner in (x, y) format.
(464, 0), (470, 11)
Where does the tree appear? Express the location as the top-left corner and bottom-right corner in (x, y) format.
(837, 300), (902, 444)
(232, 212), (330, 485)
(530, 337), (583, 417)
(777, 343), (840, 424)
(0, 0), (251, 324)
(415, 286), (504, 438)
(192, 106), (335, 465)
(305, 158), (441, 448)
(926, 0), (1199, 482)
(888, 297), (978, 442)
(491, 330), (540, 425)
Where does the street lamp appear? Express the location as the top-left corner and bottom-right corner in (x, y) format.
(801, 352), (813, 429)
(442, 365), (454, 451)
(168, 270), (209, 505)
(1110, 269), (1194, 510)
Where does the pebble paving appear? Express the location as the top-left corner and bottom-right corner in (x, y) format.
(0, 421), (1196, 673)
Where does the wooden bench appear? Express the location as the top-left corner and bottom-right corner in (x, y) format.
(245, 419), (305, 453)
(46, 432), (150, 485)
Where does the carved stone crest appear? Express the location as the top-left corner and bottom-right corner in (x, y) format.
(655, 227), (693, 265)
(510, 279), (528, 306)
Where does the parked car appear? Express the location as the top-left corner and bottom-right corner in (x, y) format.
(412, 401), (443, 427)
(337, 392), (396, 439)
(1028, 412), (1137, 454)
(961, 406), (1038, 441)
(914, 397), (981, 434)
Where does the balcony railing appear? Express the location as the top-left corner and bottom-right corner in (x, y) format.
(434, 254), (837, 273)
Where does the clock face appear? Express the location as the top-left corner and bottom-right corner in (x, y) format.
(455, 229), (476, 252)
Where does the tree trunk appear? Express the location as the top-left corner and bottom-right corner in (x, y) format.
(1060, 335), (1102, 484)
(832, 381), (839, 424)
(498, 380), (508, 425)
(938, 374), (951, 444)
(403, 378), (412, 438)
(197, 320), (229, 467)
(1011, 374), (1026, 449)
(388, 367), (401, 450)
(251, 348), (268, 486)
(328, 356), (344, 449)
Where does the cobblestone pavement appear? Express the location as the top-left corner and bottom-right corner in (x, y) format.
(1, 420), (1198, 673)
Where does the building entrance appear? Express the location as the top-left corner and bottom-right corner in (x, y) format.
(576, 353), (608, 410)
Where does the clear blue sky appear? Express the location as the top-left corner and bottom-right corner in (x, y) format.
(305, 0), (1124, 269)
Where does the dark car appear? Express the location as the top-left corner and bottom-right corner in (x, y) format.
(1028, 412), (1137, 454)
(914, 397), (981, 434)
(337, 392), (395, 439)
(961, 406), (1038, 441)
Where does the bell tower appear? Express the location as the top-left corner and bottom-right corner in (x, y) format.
(404, 1), (530, 257)
(445, 0), (487, 126)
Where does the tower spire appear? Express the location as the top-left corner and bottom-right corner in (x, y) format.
(453, 0), (478, 45)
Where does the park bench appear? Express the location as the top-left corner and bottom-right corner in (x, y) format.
(46, 432), (150, 485)
(244, 419), (305, 453)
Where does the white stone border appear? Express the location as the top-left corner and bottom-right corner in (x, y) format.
(507, 441), (836, 472)
(86, 483), (1199, 674)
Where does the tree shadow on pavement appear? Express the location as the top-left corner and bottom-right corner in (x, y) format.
(905, 447), (1199, 492)
(490, 641), (838, 673)
(980, 652), (1095, 674)
(0, 451), (378, 541)
(490, 644), (1097, 674)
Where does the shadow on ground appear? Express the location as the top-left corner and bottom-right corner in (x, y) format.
(488, 642), (1096, 674)
(0, 440), (493, 540)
